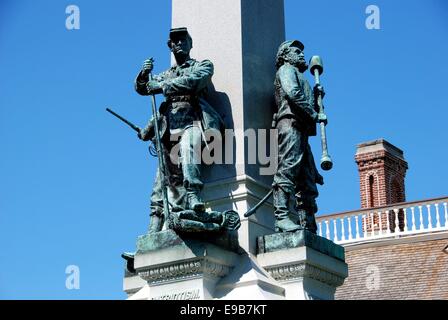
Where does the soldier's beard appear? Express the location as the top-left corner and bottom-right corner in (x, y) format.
(297, 63), (308, 73)
(287, 53), (308, 73)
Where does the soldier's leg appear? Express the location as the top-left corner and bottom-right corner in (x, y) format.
(164, 141), (187, 212)
(272, 118), (303, 232)
(149, 169), (164, 233)
(179, 126), (205, 211)
(295, 140), (320, 234)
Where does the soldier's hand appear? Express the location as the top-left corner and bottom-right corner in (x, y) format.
(141, 58), (154, 75)
(317, 113), (328, 125)
(314, 84), (325, 98)
(137, 128), (144, 140)
(146, 80), (163, 95)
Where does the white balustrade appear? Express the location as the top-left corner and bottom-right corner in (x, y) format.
(333, 219), (337, 242)
(394, 209), (400, 234)
(403, 208), (408, 232)
(411, 207), (416, 232)
(444, 203), (448, 227)
(355, 215), (360, 240)
(316, 197), (448, 245)
(362, 215), (367, 238)
(347, 216), (352, 241)
(419, 206), (424, 230)
(386, 210), (391, 234)
(427, 205), (433, 230)
(378, 212), (383, 234)
(435, 204), (441, 229)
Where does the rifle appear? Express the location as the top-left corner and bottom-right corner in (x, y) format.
(147, 59), (171, 230)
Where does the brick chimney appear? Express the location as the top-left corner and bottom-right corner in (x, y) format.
(355, 139), (408, 232)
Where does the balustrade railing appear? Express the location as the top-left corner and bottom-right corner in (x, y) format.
(316, 197), (448, 245)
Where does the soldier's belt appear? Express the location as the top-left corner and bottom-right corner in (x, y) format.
(167, 95), (197, 103)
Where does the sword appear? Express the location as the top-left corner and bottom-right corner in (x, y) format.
(244, 189), (273, 218)
(106, 108), (140, 133)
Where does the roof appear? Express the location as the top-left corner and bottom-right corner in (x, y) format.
(335, 236), (448, 300)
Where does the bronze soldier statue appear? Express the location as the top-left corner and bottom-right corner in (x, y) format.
(135, 28), (224, 233)
(272, 40), (327, 234)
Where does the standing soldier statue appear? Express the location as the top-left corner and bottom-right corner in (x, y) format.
(134, 28), (227, 233)
(271, 40), (329, 234)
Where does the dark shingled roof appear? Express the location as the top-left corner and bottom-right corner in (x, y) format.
(335, 236), (448, 300)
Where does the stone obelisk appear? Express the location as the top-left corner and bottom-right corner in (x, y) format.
(172, 0), (285, 255)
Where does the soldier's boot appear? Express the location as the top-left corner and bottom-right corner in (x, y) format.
(306, 213), (318, 234)
(274, 188), (302, 233)
(121, 252), (136, 274)
(297, 206), (318, 235)
(186, 189), (205, 212)
(148, 211), (164, 234)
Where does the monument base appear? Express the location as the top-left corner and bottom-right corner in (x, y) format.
(126, 230), (240, 300)
(257, 230), (348, 300)
(124, 230), (347, 300)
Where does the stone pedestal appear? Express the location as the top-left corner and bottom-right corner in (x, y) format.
(257, 230), (349, 300)
(125, 230), (347, 300)
(214, 253), (285, 300)
(123, 271), (147, 299)
(128, 230), (240, 300)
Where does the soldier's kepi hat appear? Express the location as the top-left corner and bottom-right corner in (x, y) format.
(168, 27), (193, 45)
(278, 40), (304, 52)
(168, 27), (193, 49)
(276, 40), (305, 68)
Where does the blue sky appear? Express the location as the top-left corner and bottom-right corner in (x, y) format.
(0, 0), (447, 299)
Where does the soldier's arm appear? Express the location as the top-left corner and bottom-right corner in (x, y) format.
(135, 70), (167, 96)
(161, 60), (213, 96)
(278, 65), (318, 122)
(138, 117), (155, 141)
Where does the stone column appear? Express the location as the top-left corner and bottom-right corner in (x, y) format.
(172, 0), (285, 255)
